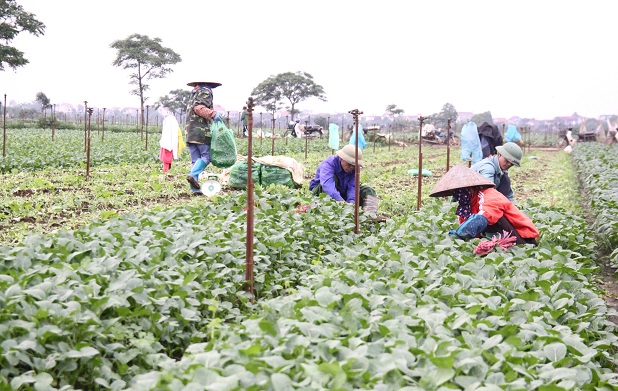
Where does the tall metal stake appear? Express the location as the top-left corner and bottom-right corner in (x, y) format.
(271, 115), (275, 155)
(2, 94), (6, 158)
(245, 97), (256, 300)
(83, 101), (88, 151)
(260, 112), (263, 146)
(102, 108), (106, 141)
(145, 105), (150, 150)
(373, 126), (377, 153)
(446, 118), (451, 172)
(388, 124), (391, 151)
(349, 109), (363, 234)
(417, 116), (425, 210)
(86, 108), (93, 178)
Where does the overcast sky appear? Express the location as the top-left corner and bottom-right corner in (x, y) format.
(2, 0), (617, 120)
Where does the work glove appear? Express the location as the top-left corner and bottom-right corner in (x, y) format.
(449, 214), (488, 240)
(213, 112), (224, 122)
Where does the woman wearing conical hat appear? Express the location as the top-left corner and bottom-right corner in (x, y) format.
(430, 164), (539, 245)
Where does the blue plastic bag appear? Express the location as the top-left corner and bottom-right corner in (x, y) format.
(460, 122), (483, 163)
(505, 125), (522, 143)
(349, 124), (367, 149)
(328, 123), (340, 150)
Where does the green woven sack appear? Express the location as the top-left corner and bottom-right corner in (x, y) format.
(228, 162), (261, 189)
(210, 121), (237, 168)
(261, 165), (295, 188)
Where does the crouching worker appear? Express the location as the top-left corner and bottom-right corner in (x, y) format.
(430, 164), (539, 245)
(309, 145), (376, 207)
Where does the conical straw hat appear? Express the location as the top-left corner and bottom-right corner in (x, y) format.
(429, 164), (495, 197)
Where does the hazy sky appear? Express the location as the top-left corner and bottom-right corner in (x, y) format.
(2, 0), (617, 120)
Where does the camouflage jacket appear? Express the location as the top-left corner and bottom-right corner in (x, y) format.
(185, 88), (213, 144)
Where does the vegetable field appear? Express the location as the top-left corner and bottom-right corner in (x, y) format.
(1, 128), (617, 390)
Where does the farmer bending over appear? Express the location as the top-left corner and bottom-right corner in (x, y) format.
(471, 142), (523, 202)
(309, 145), (376, 207)
(430, 164), (539, 245)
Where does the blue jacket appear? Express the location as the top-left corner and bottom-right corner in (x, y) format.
(309, 155), (355, 203)
(471, 155), (514, 202)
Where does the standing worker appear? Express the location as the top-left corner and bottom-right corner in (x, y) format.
(240, 106), (248, 138)
(185, 81), (225, 194)
(471, 142), (523, 202)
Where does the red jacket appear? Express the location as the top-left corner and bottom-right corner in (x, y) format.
(464, 188), (540, 239)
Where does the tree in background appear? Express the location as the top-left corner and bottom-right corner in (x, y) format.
(110, 34), (181, 127)
(385, 104), (404, 118)
(251, 80), (282, 129)
(314, 116), (328, 130)
(385, 104), (405, 133)
(427, 103), (458, 129)
(35, 92), (51, 113)
(0, 0), (45, 71)
(156, 89), (191, 119)
(252, 71), (326, 120)
(470, 111), (493, 125)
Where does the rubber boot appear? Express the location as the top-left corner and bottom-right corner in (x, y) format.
(187, 158), (207, 193)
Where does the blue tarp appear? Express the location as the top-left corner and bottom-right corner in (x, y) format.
(349, 124), (367, 149)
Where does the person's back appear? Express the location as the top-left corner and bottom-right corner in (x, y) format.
(471, 142), (522, 202)
(471, 155), (511, 200)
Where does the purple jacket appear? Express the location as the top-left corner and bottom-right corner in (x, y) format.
(309, 155), (355, 203)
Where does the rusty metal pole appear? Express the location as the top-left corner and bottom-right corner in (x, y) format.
(86, 108), (93, 178)
(260, 112), (263, 146)
(305, 130), (308, 160)
(373, 126), (377, 154)
(102, 108), (106, 142)
(145, 105), (150, 150)
(238, 112), (241, 137)
(51, 104), (56, 141)
(271, 115), (276, 155)
(2, 94), (6, 157)
(83, 101), (88, 151)
(245, 97), (255, 300)
(417, 116), (425, 210)
(388, 124), (391, 151)
(446, 118), (451, 172)
(349, 109), (363, 234)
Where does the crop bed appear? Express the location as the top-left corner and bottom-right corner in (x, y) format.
(0, 129), (616, 390)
